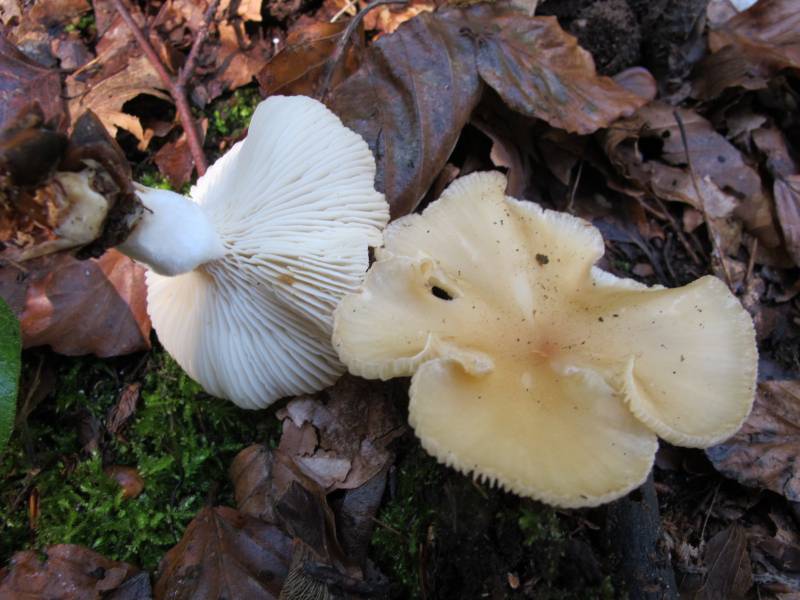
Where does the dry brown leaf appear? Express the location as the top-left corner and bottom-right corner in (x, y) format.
(603, 102), (780, 249)
(774, 176), (800, 267)
(154, 506), (292, 600)
(154, 132), (195, 190)
(329, 3), (649, 218)
(693, 525), (753, 600)
(328, 8), (481, 219)
(469, 10), (646, 134)
(106, 382), (141, 437)
(363, 2), (436, 36)
(0, 35), (66, 132)
(708, 381), (800, 501)
(0, 544), (139, 599)
(276, 375), (405, 493)
(693, 0), (800, 100)
(612, 66), (658, 103)
(257, 20), (358, 97)
(750, 126), (800, 266)
(0, 0), (21, 25)
(0, 249), (151, 357)
(104, 465), (144, 499)
(215, 22), (274, 92)
(66, 53), (169, 148)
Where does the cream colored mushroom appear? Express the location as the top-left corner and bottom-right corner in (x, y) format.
(118, 95), (389, 409)
(332, 171), (757, 508)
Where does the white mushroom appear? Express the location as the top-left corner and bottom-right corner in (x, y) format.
(333, 171), (757, 507)
(118, 95), (389, 409)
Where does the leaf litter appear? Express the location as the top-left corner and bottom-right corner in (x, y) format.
(0, 0), (799, 597)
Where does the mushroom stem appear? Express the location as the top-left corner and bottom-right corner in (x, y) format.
(117, 186), (226, 276)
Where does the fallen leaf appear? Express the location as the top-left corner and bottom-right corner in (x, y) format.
(257, 20), (359, 97)
(276, 375), (405, 492)
(335, 467), (389, 568)
(0, 34), (66, 132)
(707, 381), (800, 501)
(330, 4), (650, 218)
(106, 382), (141, 437)
(693, 525), (753, 599)
(0, 1), (21, 26)
(229, 445), (351, 572)
(0, 249), (151, 357)
(469, 10), (646, 134)
(749, 126), (800, 267)
(105, 572), (153, 600)
(364, 2), (436, 36)
(693, 0), (800, 100)
(0, 544), (139, 599)
(230, 445), (323, 526)
(603, 102), (779, 249)
(328, 8), (481, 219)
(104, 465), (144, 499)
(612, 66), (658, 102)
(154, 133), (195, 190)
(66, 53), (170, 147)
(214, 22), (274, 92)
(708, 0), (800, 57)
(775, 176), (800, 267)
(154, 506), (292, 600)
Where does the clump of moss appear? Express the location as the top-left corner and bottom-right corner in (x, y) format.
(0, 350), (278, 569)
(208, 87), (262, 144)
(370, 445), (442, 596)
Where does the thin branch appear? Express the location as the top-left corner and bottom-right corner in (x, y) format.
(178, 0), (220, 87)
(111, 0), (213, 175)
(673, 110), (733, 288)
(316, 0), (408, 101)
(653, 196), (703, 265)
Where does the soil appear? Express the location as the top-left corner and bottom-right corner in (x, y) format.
(539, 0), (711, 87)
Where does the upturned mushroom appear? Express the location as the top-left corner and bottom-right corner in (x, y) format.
(332, 171), (757, 508)
(117, 95), (389, 409)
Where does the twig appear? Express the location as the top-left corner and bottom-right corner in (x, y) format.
(566, 160), (584, 214)
(316, 0), (408, 101)
(111, 0), (216, 175)
(653, 196), (703, 265)
(745, 236), (758, 284)
(673, 110), (733, 289)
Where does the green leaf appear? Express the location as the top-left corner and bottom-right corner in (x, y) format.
(0, 296), (21, 452)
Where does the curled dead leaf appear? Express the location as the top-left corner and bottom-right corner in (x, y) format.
(603, 102), (780, 250)
(104, 465), (144, 499)
(330, 3), (643, 218)
(692, 525), (753, 600)
(0, 249), (151, 357)
(708, 381), (800, 501)
(257, 20), (359, 97)
(0, 33), (67, 133)
(693, 0), (800, 100)
(154, 506), (292, 600)
(276, 375), (405, 492)
(0, 544), (139, 600)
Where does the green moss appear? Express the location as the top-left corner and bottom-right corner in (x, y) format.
(370, 446), (442, 596)
(208, 88), (262, 142)
(137, 171), (173, 191)
(64, 13), (96, 35)
(0, 350), (278, 569)
(518, 505), (563, 546)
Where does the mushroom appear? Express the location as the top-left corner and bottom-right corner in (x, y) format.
(332, 171), (757, 507)
(117, 95), (389, 409)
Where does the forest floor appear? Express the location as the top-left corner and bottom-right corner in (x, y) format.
(0, 0), (799, 598)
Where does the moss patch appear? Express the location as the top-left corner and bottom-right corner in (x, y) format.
(0, 350), (279, 569)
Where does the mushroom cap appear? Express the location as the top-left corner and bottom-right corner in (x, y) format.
(147, 95), (388, 409)
(332, 171), (757, 507)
